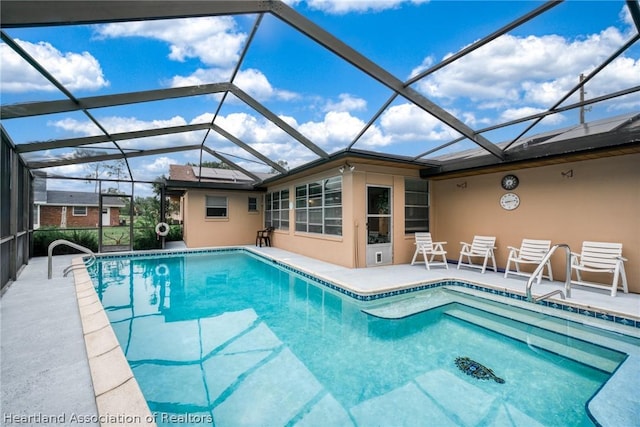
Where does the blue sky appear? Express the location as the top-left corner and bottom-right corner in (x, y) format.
(1, 0), (639, 195)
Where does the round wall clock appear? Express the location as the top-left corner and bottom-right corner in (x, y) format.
(501, 174), (519, 190)
(500, 193), (520, 210)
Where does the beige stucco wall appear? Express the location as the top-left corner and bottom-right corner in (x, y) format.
(431, 153), (640, 293)
(266, 167), (355, 267)
(266, 162), (423, 269)
(182, 189), (264, 247)
(180, 153), (638, 294)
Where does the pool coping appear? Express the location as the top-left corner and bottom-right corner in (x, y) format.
(71, 257), (157, 426)
(74, 246), (640, 426)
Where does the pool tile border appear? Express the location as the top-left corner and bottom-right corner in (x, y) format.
(87, 247), (640, 329)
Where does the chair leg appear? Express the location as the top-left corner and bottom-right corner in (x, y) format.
(620, 262), (629, 294)
(411, 248), (419, 265)
(611, 268), (620, 297)
(504, 257), (512, 278)
(441, 252), (449, 269)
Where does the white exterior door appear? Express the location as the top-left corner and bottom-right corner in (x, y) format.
(102, 207), (110, 226)
(365, 186), (392, 266)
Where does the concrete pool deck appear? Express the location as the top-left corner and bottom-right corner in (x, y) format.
(1, 244), (638, 426)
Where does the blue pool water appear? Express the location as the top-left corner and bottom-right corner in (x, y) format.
(90, 250), (629, 426)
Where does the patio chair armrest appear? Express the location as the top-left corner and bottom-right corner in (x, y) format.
(570, 253), (581, 266)
(433, 242), (447, 251)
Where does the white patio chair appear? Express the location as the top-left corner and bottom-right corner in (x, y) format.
(504, 239), (553, 283)
(457, 235), (497, 274)
(571, 241), (628, 297)
(410, 232), (448, 270)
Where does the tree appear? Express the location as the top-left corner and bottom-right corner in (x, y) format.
(270, 159), (289, 174)
(72, 148), (130, 192)
(151, 175), (179, 223)
(187, 161), (231, 169)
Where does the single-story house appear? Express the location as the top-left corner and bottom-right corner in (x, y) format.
(167, 164), (275, 244)
(33, 172), (127, 229)
(165, 114), (640, 292)
(34, 183), (126, 229)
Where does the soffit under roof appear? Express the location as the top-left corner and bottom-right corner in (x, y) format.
(1, 0), (640, 188)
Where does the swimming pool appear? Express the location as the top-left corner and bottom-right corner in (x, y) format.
(89, 249), (638, 426)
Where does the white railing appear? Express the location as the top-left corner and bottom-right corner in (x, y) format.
(47, 239), (96, 279)
(526, 243), (572, 303)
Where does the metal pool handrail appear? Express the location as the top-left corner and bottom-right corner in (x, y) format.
(48, 239), (96, 279)
(527, 243), (572, 303)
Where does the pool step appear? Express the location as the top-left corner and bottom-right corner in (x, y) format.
(444, 307), (622, 373)
(443, 288), (638, 354)
(363, 292), (454, 319)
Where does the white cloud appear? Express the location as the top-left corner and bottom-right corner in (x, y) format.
(379, 103), (459, 142)
(499, 107), (566, 126)
(48, 115), (203, 153)
(101, 19), (301, 103)
(169, 67), (299, 101)
(143, 156), (175, 173)
(210, 113), (300, 159)
(234, 68), (300, 101)
(414, 26), (636, 115)
(96, 17), (245, 68)
(323, 93), (367, 113)
(304, 0), (428, 14)
(51, 116), (188, 135)
(169, 67), (232, 88)
(1, 39), (108, 92)
(50, 117), (103, 135)
(299, 111), (365, 147)
(408, 56), (435, 80)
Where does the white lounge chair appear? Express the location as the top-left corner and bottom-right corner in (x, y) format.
(410, 232), (448, 270)
(571, 241), (628, 297)
(504, 239), (553, 283)
(457, 235), (497, 273)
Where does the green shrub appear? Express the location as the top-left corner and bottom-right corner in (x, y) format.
(166, 224), (183, 241)
(70, 229), (99, 252)
(133, 227), (162, 251)
(32, 227), (98, 256)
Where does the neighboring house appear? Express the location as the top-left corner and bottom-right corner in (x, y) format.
(34, 180), (126, 229)
(165, 115), (640, 292)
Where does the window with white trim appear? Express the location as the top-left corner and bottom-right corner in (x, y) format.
(205, 195), (228, 218)
(248, 196), (258, 212)
(72, 206), (87, 216)
(295, 176), (342, 236)
(404, 178), (429, 233)
(265, 189), (289, 230)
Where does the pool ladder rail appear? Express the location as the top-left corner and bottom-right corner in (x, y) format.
(526, 244), (572, 303)
(47, 239), (96, 279)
